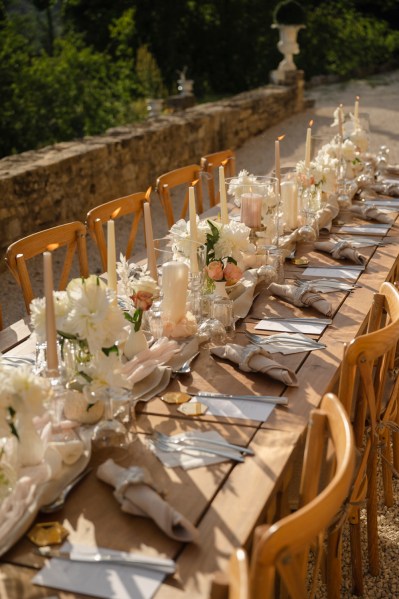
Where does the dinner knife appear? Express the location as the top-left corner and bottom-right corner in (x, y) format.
(249, 316), (332, 324)
(193, 392), (289, 405)
(38, 546), (176, 574)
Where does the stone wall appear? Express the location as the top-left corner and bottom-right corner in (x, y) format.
(0, 72), (304, 267)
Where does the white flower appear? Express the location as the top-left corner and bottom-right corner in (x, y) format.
(79, 352), (129, 389)
(0, 364), (49, 423)
(227, 170), (268, 207)
(132, 275), (158, 297)
(213, 221), (255, 265)
(62, 275), (127, 353)
(169, 218), (207, 258)
(30, 291), (70, 343)
(341, 139), (357, 162)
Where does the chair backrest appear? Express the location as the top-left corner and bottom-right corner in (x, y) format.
(201, 149), (236, 207)
(226, 393), (354, 599)
(155, 164), (203, 228)
(86, 191), (148, 271)
(0, 303), (3, 330)
(5, 221), (89, 314)
(338, 281), (399, 445)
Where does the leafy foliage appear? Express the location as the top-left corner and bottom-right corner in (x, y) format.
(1, 0), (399, 156)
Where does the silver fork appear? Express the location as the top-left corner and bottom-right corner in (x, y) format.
(245, 331), (324, 348)
(153, 436), (245, 462)
(153, 431), (254, 456)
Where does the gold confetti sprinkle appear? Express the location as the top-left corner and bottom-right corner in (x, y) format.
(178, 402), (208, 416)
(161, 391), (191, 404)
(28, 522), (69, 546)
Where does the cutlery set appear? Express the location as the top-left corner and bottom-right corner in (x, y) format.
(151, 431), (253, 463)
(245, 331), (326, 351)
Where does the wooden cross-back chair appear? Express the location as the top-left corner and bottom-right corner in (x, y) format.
(5, 222), (89, 314)
(201, 149), (236, 207)
(86, 191), (149, 272)
(0, 304), (3, 330)
(155, 164), (203, 228)
(212, 392), (355, 599)
(329, 281), (399, 597)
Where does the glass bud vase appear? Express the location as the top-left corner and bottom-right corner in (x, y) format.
(124, 327), (148, 360)
(214, 281), (229, 298)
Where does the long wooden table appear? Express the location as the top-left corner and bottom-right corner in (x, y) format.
(1, 212), (399, 599)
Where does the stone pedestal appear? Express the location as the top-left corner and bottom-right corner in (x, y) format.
(166, 93), (196, 112)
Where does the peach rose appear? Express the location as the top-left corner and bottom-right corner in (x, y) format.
(132, 290), (153, 311)
(223, 262), (242, 285)
(207, 260), (224, 281)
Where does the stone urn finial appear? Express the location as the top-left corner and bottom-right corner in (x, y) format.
(177, 66), (194, 96)
(270, 0), (305, 84)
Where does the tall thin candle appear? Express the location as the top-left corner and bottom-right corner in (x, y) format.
(275, 135), (284, 193)
(188, 186), (199, 273)
(304, 120), (313, 168)
(338, 104), (344, 139)
(107, 219), (117, 295)
(219, 166), (229, 224)
(143, 202), (157, 280)
(354, 96), (360, 129)
(43, 251), (58, 372)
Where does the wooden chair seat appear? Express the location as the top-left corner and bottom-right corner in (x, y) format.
(5, 221), (89, 314)
(201, 149), (236, 207)
(86, 191), (148, 272)
(155, 164), (203, 228)
(211, 392), (355, 599)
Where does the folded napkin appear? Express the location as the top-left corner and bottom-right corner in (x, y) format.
(227, 269), (258, 319)
(268, 282), (333, 317)
(211, 344), (298, 386)
(350, 204), (394, 224)
(122, 338), (179, 386)
(314, 240), (366, 265)
(166, 336), (199, 372)
(97, 459), (198, 543)
(316, 199), (340, 233)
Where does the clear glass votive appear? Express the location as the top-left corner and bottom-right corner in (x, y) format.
(210, 296), (235, 334)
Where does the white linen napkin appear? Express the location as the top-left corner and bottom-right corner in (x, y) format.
(97, 459), (198, 543)
(350, 204), (394, 224)
(314, 240), (366, 265)
(210, 344), (298, 386)
(33, 542), (167, 599)
(267, 282), (333, 317)
(121, 338), (179, 386)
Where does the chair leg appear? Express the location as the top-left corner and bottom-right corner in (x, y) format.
(326, 527), (342, 599)
(349, 518), (364, 596)
(381, 429), (394, 507)
(366, 448), (380, 577)
(393, 408), (399, 473)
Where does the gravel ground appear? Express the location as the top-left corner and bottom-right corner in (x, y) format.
(1, 71), (399, 596)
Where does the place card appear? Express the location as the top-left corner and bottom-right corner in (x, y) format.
(190, 396), (274, 423)
(33, 543), (166, 599)
(254, 320), (327, 335)
(333, 224), (391, 236)
(301, 266), (364, 280)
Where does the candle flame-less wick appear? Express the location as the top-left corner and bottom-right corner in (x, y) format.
(46, 243), (59, 251)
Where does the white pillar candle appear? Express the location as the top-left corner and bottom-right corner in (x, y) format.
(107, 219), (117, 295)
(188, 186), (199, 273)
(219, 166), (229, 224)
(280, 179), (298, 230)
(240, 192), (263, 228)
(275, 139), (281, 193)
(143, 202), (157, 280)
(43, 251), (58, 372)
(304, 121), (313, 168)
(162, 261), (189, 323)
(354, 96), (360, 128)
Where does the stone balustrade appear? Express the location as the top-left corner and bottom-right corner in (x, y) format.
(0, 72), (304, 268)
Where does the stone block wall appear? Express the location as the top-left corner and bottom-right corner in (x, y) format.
(0, 72), (304, 267)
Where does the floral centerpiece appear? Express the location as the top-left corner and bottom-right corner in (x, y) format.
(30, 274), (129, 391)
